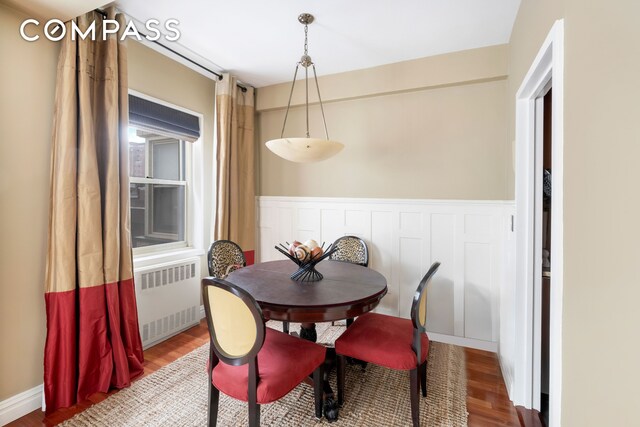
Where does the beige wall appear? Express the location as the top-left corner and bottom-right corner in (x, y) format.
(257, 46), (510, 200)
(510, 0), (640, 424)
(506, 0), (565, 198)
(0, 3), (59, 400)
(0, 4), (216, 401)
(562, 0), (640, 424)
(128, 40), (216, 269)
(5, 1), (640, 423)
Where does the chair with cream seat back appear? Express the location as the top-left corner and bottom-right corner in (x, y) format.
(202, 278), (326, 427)
(335, 262), (440, 427)
(207, 240), (246, 279)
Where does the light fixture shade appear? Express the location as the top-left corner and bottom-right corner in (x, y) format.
(265, 13), (344, 163)
(265, 137), (344, 163)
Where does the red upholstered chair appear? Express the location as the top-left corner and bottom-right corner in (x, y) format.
(335, 262), (440, 427)
(202, 277), (326, 427)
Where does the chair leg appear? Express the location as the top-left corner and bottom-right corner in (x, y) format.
(207, 381), (219, 427)
(313, 364), (324, 418)
(410, 368), (420, 427)
(337, 354), (346, 406)
(248, 399), (260, 427)
(283, 321), (289, 335)
(346, 318), (354, 328)
(420, 361), (427, 397)
(248, 357), (260, 427)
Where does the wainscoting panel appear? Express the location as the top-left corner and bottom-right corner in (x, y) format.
(428, 213), (456, 336)
(257, 196), (514, 351)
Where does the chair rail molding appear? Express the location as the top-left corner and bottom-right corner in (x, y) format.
(256, 196), (515, 352)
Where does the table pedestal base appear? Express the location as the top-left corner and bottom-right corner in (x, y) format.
(300, 323), (339, 422)
(299, 322), (317, 342)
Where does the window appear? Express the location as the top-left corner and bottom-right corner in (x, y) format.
(128, 94), (201, 252)
(129, 128), (186, 249)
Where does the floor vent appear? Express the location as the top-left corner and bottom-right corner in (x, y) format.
(134, 257), (201, 349)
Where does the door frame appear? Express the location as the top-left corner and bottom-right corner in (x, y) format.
(514, 19), (564, 427)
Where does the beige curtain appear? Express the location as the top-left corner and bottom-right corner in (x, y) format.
(214, 74), (256, 262)
(44, 7), (143, 413)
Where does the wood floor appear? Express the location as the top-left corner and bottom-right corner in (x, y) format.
(10, 320), (520, 427)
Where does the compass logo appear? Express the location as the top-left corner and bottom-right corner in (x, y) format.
(20, 18), (180, 42)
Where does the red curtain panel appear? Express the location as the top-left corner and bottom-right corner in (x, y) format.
(44, 8), (144, 413)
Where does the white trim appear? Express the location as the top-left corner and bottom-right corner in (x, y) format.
(427, 332), (498, 353)
(129, 178), (187, 186)
(0, 384), (43, 425)
(133, 247), (204, 269)
(259, 195), (514, 207)
(514, 19), (564, 427)
(500, 353), (515, 397)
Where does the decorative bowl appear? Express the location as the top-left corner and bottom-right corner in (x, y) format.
(274, 241), (337, 282)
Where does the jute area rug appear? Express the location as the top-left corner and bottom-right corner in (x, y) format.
(60, 322), (468, 426)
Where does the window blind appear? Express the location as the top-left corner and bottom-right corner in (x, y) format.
(129, 95), (200, 142)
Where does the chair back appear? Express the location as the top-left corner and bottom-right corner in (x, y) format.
(207, 240), (247, 278)
(329, 235), (369, 267)
(202, 277), (265, 366)
(410, 262), (441, 332)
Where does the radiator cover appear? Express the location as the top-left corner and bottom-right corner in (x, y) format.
(134, 257), (201, 349)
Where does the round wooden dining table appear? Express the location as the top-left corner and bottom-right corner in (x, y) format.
(226, 259), (388, 324)
(226, 259), (388, 421)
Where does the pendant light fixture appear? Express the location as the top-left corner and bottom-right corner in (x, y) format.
(265, 13), (344, 163)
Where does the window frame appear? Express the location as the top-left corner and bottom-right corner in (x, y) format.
(128, 90), (201, 257)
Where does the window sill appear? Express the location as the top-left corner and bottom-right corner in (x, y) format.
(133, 247), (205, 270)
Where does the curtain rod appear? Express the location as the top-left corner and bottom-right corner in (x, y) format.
(93, 9), (248, 92)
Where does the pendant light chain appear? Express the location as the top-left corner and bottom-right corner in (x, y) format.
(276, 13), (331, 141)
(304, 22), (310, 138)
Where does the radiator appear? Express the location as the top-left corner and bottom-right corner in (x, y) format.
(134, 257), (201, 349)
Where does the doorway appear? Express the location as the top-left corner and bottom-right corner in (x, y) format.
(534, 87), (552, 426)
(514, 20), (564, 427)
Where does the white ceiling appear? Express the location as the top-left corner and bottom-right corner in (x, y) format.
(3, 0), (107, 21)
(116, 0), (521, 88)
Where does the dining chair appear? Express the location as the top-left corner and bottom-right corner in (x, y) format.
(335, 262), (440, 427)
(329, 235), (369, 267)
(329, 235), (369, 327)
(207, 239), (246, 278)
(202, 277), (326, 427)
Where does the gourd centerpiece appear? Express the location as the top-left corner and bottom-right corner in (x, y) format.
(275, 239), (337, 282)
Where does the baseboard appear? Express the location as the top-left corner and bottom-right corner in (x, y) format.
(427, 332), (498, 353)
(0, 384), (43, 426)
(499, 353), (515, 401)
(0, 307), (208, 426)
